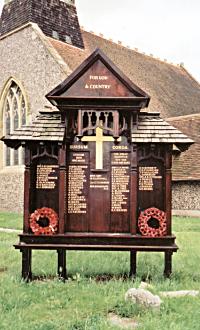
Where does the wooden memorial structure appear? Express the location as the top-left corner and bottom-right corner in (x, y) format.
(2, 49), (193, 281)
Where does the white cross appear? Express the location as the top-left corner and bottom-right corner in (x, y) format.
(81, 127), (121, 169)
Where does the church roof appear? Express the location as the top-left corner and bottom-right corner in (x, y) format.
(47, 30), (200, 118)
(167, 114), (200, 181)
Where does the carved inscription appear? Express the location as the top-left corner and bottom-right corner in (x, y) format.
(111, 153), (130, 165)
(85, 75), (111, 90)
(139, 166), (162, 191)
(112, 145), (128, 150)
(71, 153), (86, 163)
(36, 165), (58, 189)
(70, 144), (88, 150)
(68, 165), (87, 214)
(90, 174), (109, 190)
(111, 166), (130, 212)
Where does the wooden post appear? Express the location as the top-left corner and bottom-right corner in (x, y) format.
(130, 250), (137, 278)
(165, 145), (172, 235)
(113, 111), (119, 138)
(58, 144), (66, 234)
(130, 144), (137, 234)
(77, 109), (83, 137)
(57, 249), (67, 280)
(23, 147), (31, 233)
(164, 251), (173, 278)
(21, 248), (32, 282)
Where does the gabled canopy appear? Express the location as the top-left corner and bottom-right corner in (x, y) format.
(46, 48), (150, 110)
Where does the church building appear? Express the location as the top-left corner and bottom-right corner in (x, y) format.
(0, 0), (200, 214)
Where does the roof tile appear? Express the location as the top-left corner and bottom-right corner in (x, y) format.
(167, 114), (200, 180)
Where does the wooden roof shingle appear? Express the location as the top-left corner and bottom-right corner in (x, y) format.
(132, 113), (193, 147)
(2, 111), (65, 144)
(2, 110), (193, 154)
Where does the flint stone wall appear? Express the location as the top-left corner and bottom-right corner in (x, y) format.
(172, 181), (200, 211)
(0, 168), (24, 213)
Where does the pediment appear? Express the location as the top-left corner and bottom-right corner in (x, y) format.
(46, 48), (150, 104)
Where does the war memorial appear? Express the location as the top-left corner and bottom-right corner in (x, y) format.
(2, 49), (193, 281)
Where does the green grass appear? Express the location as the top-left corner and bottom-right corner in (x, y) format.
(0, 211), (23, 230)
(0, 214), (200, 329)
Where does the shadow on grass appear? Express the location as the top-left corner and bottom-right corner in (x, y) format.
(0, 267), (8, 273)
(84, 273), (130, 282)
(31, 271), (154, 283)
(31, 274), (58, 281)
(30, 272), (133, 282)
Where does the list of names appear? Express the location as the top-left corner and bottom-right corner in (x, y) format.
(36, 165), (58, 190)
(139, 166), (162, 191)
(90, 174), (109, 191)
(68, 164), (88, 214)
(111, 166), (130, 212)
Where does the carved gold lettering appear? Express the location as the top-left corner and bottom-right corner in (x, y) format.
(139, 166), (162, 191)
(70, 145), (88, 150)
(112, 146), (128, 150)
(111, 153), (130, 165)
(68, 165), (88, 214)
(90, 174), (109, 191)
(36, 165), (58, 190)
(111, 166), (130, 212)
(89, 75), (108, 80)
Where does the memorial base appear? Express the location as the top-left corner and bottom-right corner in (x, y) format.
(14, 233), (178, 281)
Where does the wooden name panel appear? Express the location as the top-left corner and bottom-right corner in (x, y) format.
(66, 138), (130, 233)
(30, 157), (59, 213)
(137, 145), (165, 214)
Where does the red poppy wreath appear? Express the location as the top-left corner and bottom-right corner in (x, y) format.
(138, 207), (167, 237)
(30, 207), (58, 235)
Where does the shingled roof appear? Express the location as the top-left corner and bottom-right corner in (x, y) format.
(47, 30), (200, 118)
(2, 110), (193, 153)
(167, 114), (200, 181)
(132, 113), (193, 148)
(2, 110), (65, 146)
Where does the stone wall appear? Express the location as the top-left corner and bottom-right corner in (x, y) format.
(172, 181), (200, 210)
(0, 167), (24, 213)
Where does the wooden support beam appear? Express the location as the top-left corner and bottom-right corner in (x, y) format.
(23, 147), (31, 233)
(130, 250), (137, 278)
(130, 144), (137, 234)
(21, 248), (32, 282)
(164, 251), (173, 278)
(57, 249), (67, 281)
(165, 145), (172, 235)
(58, 145), (66, 234)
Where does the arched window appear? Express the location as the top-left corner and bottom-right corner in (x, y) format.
(2, 80), (28, 166)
